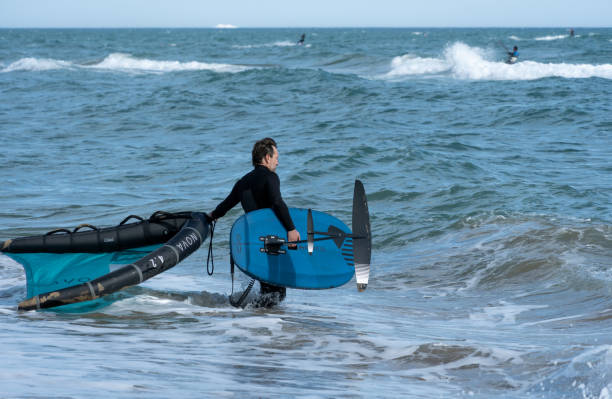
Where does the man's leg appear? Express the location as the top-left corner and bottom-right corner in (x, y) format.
(260, 281), (286, 302)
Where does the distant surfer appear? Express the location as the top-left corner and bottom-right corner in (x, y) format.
(506, 46), (519, 64)
(297, 33), (305, 45)
(570, 28), (575, 37)
(208, 138), (300, 305)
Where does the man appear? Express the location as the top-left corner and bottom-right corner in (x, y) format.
(297, 33), (305, 45)
(507, 46), (519, 64)
(208, 138), (300, 302)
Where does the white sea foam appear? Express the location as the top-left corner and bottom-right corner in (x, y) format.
(0, 253), (21, 268)
(1, 57), (72, 72)
(386, 54), (449, 76)
(0, 255), (25, 287)
(535, 34), (568, 41)
(508, 35), (522, 41)
(274, 40), (299, 47)
(469, 301), (547, 326)
(233, 40), (303, 49)
(2, 54), (250, 74)
(383, 42), (612, 81)
(215, 24), (237, 29)
(90, 53), (249, 73)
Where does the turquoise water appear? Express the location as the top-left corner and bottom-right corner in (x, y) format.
(1, 28), (611, 398)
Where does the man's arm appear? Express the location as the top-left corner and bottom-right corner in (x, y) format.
(266, 172), (301, 246)
(210, 181), (242, 220)
(266, 172), (295, 231)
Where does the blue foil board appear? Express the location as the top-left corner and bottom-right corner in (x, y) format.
(230, 208), (355, 289)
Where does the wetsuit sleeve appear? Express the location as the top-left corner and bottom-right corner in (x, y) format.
(211, 180), (241, 220)
(267, 173), (296, 231)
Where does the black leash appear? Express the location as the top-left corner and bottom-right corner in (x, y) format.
(206, 219), (216, 276)
(229, 255), (255, 307)
(204, 217), (254, 307)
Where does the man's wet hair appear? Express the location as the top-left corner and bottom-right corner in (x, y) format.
(252, 137), (277, 166)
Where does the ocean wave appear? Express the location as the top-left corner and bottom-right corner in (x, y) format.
(469, 302), (547, 326)
(466, 221), (611, 290)
(383, 42), (612, 81)
(1, 57), (73, 72)
(320, 53), (369, 67)
(386, 54), (449, 76)
(1, 53), (250, 74)
(378, 212), (612, 296)
(233, 40), (308, 49)
(89, 53), (250, 73)
(534, 34), (569, 41)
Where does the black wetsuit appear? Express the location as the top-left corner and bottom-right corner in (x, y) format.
(211, 165), (295, 299)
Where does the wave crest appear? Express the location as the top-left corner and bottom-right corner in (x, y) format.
(1, 53), (250, 74)
(534, 34), (569, 41)
(387, 54), (449, 76)
(384, 42), (612, 81)
(233, 40), (306, 49)
(1, 57), (72, 72)
(91, 53), (249, 73)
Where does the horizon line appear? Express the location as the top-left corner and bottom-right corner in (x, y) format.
(0, 25), (608, 29)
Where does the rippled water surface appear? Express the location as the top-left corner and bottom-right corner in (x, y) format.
(1, 28), (611, 398)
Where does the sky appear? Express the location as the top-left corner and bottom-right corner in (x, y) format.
(0, 0), (611, 28)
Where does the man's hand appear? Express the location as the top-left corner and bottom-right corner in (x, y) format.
(287, 229), (300, 249)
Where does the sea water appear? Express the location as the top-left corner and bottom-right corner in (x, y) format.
(0, 28), (611, 398)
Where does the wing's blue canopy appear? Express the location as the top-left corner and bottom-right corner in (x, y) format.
(1, 211), (209, 311)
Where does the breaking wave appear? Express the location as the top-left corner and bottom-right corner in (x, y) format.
(1, 57), (73, 72)
(534, 34), (569, 41)
(1, 53), (250, 74)
(383, 42), (612, 81)
(233, 41), (310, 49)
(90, 53), (249, 73)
